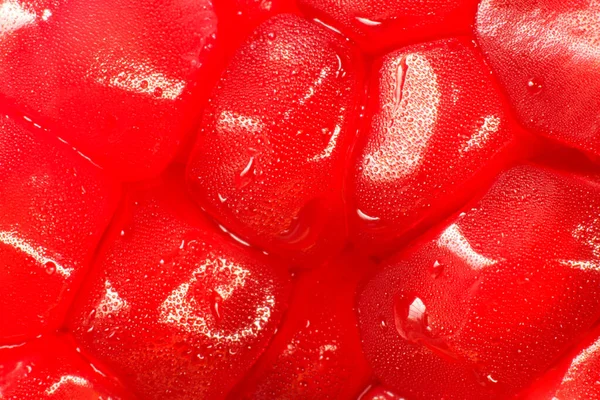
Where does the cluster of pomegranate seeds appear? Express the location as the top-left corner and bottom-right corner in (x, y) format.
(0, 0), (599, 399)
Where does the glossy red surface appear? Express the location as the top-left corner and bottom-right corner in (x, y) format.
(0, 113), (120, 344)
(217, 0), (299, 55)
(348, 37), (523, 256)
(519, 323), (600, 400)
(549, 341), (600, 400)
(231, 249), (372, 399)
(359, 165), (600, 399)
(0, 336), (131, 399)
(186, 14), (363, 265)
(358, 385), (406, 400)
(2, 1), (600, 399)
(475, 0), (600, 158)
(0, 0), (220, 180)
(297, 0), (479, 52)
(67, 170), (290, 399)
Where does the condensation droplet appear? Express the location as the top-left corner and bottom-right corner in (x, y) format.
(394, 295), (458, 362)
(392, 57), (408, 115)
(527, 78), (543, 93)
(235, 157), (256, 189)
(210, 290), (223, 320)
(430, 260), (444, 278)
(44, 261), (56, 275)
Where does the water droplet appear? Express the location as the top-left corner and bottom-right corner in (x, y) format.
(153, 87), (163, 97)
(210, 290), (223, 320)
(42, 9), (52, 21)
(430, 260), (444, 278)
(395, 296), (430, 339)
(527, 79), (543, 93)
(44, 261), (56, 275)
(394, 295), (458, 362)
(392, 57), (408, 115)
(235, 157), (256, 189)
(140, 80), (149, 89)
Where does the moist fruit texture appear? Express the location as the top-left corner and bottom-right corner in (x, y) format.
(0, 1), (599, 400)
